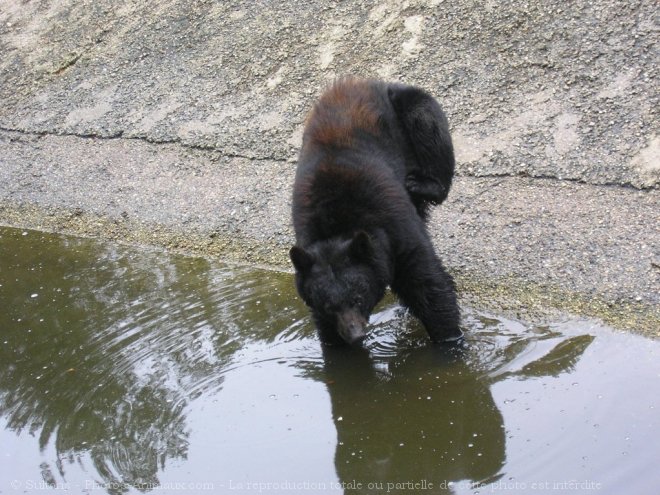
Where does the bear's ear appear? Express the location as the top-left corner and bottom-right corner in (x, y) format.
(349, 231), (373, 262)
(290, 246), (314, 273)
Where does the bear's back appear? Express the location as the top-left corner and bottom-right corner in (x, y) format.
(292, 78), (415, 245)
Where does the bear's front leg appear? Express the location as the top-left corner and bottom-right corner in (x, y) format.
(392, 246), (462, 343)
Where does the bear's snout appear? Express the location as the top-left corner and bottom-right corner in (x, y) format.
(336, 309), (367, 345)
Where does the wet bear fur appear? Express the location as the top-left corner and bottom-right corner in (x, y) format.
(290, 78), (461, 346)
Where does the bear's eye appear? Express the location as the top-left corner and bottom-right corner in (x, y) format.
(353, 295), (364, 307)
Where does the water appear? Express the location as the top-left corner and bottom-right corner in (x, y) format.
(0, 227), (658, 494)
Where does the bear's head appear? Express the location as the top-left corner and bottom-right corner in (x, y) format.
(290, 231), (386, 346)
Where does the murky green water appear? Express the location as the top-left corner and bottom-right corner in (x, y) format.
(0, 227), (658, 495)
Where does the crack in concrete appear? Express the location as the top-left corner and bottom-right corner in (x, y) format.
(455, 170), (646, 191)
(0, 125), (288, 163)
(2, 124), (652, 189)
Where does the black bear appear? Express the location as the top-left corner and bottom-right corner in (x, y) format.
(290, 78), (461, 346)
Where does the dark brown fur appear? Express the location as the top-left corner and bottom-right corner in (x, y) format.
(304, 78), (382, 148)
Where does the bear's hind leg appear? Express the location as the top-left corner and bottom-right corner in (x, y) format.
(388, 84), (455, 207)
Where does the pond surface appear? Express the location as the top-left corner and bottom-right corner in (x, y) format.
(0, 227), (658, 495)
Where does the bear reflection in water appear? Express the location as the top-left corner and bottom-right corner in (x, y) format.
(318, 344), (505, 492)
(300, 317), (596, 493)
